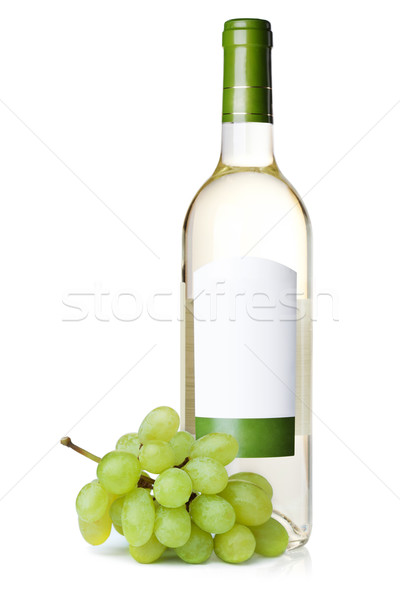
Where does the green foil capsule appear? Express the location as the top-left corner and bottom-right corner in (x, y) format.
(222, 18), (273, 124)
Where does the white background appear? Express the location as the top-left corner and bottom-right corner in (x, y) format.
(0, 0), (399, 597)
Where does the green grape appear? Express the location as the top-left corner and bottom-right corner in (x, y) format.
(175, 523), (213, 564)
(97, 451), (141, 495)
(76, 481), (109, 523)
(78, 513), (112, 545)
(250, 518), (289, 557)
(109, 496), (125, 528)
(189, 433), (239, 466)
(116, 433), (140, 457)
(113, 523), (124, 536)
(169, 431), (194, 465)
(129, 534), (166, 564)
(139, 440), (175, 474)
(138, 406), (180, 443)
(153, 468), (192, 508)
(154, 505), (191, 548)
(229, 472), (273, 499)
(189, 494), (235, 534)
(183, 457), (228, 494)
(121, 488), (155, 547)
(219, 480), (272, 526)
(214, 524), (256, 564)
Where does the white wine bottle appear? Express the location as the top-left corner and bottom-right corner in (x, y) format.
(181, 18), (312, 548)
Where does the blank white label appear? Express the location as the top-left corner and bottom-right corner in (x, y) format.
(193, 257), (297, 420)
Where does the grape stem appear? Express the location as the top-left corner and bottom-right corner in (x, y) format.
(60, 436), (156, 489)
(60, 437), (101, 463)
(176, 457), (189, 469)
(60, 438), (190, 492)
(140, 474), (155, 488)
(185, 492), (197, 511)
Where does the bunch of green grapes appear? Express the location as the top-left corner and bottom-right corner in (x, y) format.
(65, 406), (289, 565)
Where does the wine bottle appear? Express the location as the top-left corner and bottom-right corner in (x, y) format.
(181, 18), (312, 548)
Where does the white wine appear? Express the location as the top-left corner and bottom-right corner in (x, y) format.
(181, 19), (312, 548)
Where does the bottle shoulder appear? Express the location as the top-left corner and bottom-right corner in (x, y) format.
(183, 162), (311, 233)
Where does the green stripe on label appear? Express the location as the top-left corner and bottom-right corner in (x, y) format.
(195, 417), (295, 457)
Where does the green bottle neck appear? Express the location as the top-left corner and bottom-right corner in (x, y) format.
(222, 43), (273, 124)
(220, 20), (275, 165)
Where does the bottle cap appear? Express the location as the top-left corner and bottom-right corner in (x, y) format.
(223, 18), (273, 48)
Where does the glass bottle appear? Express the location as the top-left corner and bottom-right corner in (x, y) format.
(181, 18), (312, 548)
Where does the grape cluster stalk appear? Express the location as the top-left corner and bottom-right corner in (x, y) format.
(62, 406), (289, 564)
